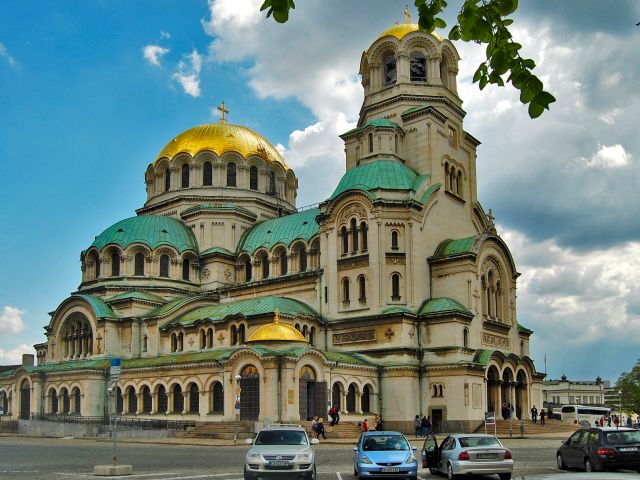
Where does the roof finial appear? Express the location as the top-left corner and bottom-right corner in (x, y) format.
(274, 307), (280, 323)
(217, 100), (229, 124)
(404, 5), (411, 24)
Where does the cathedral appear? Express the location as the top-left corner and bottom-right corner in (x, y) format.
(0, 19), (544, 433)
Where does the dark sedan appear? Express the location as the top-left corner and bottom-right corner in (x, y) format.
(556, 427), (640, 473)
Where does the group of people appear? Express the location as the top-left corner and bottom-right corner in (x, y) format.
(413, 415), (432, 437)
(529, 405), (546, 425)
(311, 407), (383, 440)
(361, 414), (383, 432)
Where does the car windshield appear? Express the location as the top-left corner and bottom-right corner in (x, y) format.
(362, 435), (409, 451)
(458, 436), (501, 448)
(255, 430), (308, 445)
(605, 430), (640, 444)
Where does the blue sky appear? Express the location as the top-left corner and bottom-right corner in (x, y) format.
(1, 1), (639, 385)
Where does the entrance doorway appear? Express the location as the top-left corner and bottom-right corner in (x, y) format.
(20, 380), (30, 420)
(240, 365), (260, 421)
(298, 366), (327, 420)
(431, 408), (443, 433)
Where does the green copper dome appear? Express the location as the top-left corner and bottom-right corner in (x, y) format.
(90, 215), (199, 254)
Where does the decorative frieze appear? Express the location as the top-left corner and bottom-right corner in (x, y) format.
(482, 332), (510, 348)
(333, 329), (375, 344)
(337, 254), (369, 271)
(385, 253), (406, 265)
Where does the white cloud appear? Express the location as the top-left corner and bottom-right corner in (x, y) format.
(0, 305), (26, 334)
(160, 31), (171, 40)
(172, 49), (202, 97)
(578, 144), (632, 169)
(0, 42), (16, 67)
(142, 44), (170, 67)
(0, 344), (35, 364)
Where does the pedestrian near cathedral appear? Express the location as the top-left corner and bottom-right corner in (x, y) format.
(530, 405), (537, 423)
(423, 416), (432, 437)
(311, 416), (318, 435)
(362, 418), (369, 432)
(414, 415), (421, 437)
(539, 408), (546, 426)
(316, 418), (326, 440)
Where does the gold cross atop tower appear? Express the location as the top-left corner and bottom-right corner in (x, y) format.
(217, 100), (229, 124)
(404, 5), (411, 24)
(274, 307), (280, 323)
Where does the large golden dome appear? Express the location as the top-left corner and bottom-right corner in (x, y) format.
(155, 123), (287, 169)
(248, 315), (306, 343)
(377, 23), (443, 42)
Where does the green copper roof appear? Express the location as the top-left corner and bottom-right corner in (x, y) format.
(418, 297), (473, 317)
(328, 160), (425, 200)
(181, 203), (257, 219)
(401, 103), (430, 116)
(419, 183), (441, 204)
(162, 296), (319, 330)
(236, 208), (319, 254)
(433, 235), (480, 259)
(107, 291), (166, 304)
(473, 349), (494, 366)
(341, 118), (402, 137)
(71, 294), (119, 319)
(381, 306), (415, 315)
(200, 246), (235, 257)
(31, 358), (111, 374)
(144, 295), (196, 318)
(123, 349), (236, 369)
(517, 322), (533, 333)
(322, 351), (374, 366)
(90, 215), (199, 254)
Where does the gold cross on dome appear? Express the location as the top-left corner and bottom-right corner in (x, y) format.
(404, 5), (411, 24)
(274, 307), (280, 323)
(217, 100), (229, 124)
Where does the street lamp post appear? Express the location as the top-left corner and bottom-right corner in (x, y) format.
(618, 390), (623, 429)
(234, 374), (241, 444)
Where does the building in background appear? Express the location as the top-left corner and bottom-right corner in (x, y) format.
(543, 375), (605, 407)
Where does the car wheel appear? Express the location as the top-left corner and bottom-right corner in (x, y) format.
(585, 458), (597, 472)
(312, 465), (317, 480)
(353, 465), (357, 476)
(556, 453), (567, 470)
(243, 467), (253, 480)
(499, 474), (511, 480)
(447, 463), (458, 480)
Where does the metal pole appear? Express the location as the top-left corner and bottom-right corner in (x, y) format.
(111, 381), (118, 465)
(619, 390), (622, 429)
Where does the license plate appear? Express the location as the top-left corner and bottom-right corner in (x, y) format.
(269, 461), (290, 466)
(381, 467), (399, 472)
(477, 454), (497, 459)
(619, 447), (638, 452)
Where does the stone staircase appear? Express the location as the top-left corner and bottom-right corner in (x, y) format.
(177, 420), (362, 440)
(475, 419), (577, 436)
(300, 420), (362, 439)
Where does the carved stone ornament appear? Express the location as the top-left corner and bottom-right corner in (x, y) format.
(224, 268), (231, 280)
(385, 256), (406, 265)
(202, 268), (211, 279)
(482, 333), (510, 348)
(337, 255), (369, 271)
(338, 203), (368, 224)
(333, 330), (375, 345)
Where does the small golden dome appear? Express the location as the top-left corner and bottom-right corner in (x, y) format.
(377, 23), (444, 42)
(248, 313), (307, 343)
(155, 123), (287, 169)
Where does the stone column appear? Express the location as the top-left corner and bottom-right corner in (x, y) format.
(136, 393), (143, 414)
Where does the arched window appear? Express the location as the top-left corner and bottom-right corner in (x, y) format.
(394, 134), (398, 153)
(231, 325), (238, 345)
(238, 324), (246, 344)
(280, 251), (288, 276)
(362, 385), (372, 413)
(111, 252), (120, 276)
(164, 169), (171, 192)
(49, 388), (58, 413)
(384, 53), (397, 85)
(463, 328), (469, 348)
(440, 58), (450, 89)
(226, 162), (236, 187)
(351, 218), (358, 252)
(342, 278), (350, 303)
(481, 276), (488, 316)
(182, 259), (190, 281)
(134, 253), (145, 276)
(203, 161), (213, 186)
(142, 386), (152, 413)
(391, 273), (401, 300)
(391, 230), (399, 250)
(410, 51), (427, 81)
(72, 387), (81, 414)
(245, 258), (252, 281)
(358, 275), (366, 301)
(171, 333), (177, 352)
(178, 332), (183, 351)
(298, 244), (307, 272)
(302, 325), (308, 339)
(267, 171), (276, 195)
(61, 388), (70, 414)
(488, 271), (495, 317)
(309, 326), (315, 346)
(181, 164), (189, 188)
(341, 226), (349, 254)
(188, 383), (199, 414)
(159, 254), (170, 278)
(250, 166), (258, 190)
(346, 384), (356, 413)
(261, 253), (270, 279)
(360, 222), (368, 250)
(457, 170), (463, 197)
(92, 252), (101, 279)
(127, 387), (137, 414)
(157, 385), (168, 413)
(212, 382), (224, 413)
(207, 328), (213, 348)
(115, 387), (123, 414)
(172, 385), (183, 413)
(200, 330), (206, 349)
(368, 132), (374, 153)
(62, 314), (93, 359)
(142, 335), (148, 352)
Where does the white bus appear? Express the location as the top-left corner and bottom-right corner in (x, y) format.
(560, 405), (610, 426)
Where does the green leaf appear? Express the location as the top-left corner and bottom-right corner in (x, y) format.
(260, 0), (271, 12)
(473, 66), (484, 83)
(528, 102), (545, 119)
(534, 91), (556, 108)
(273, 9), (289, 22)
(496, 0), (518, 16)
(479, 75), (488, 90)
(520, 87), (535, 104)
(434, 18), (447, 29)
(449, 25), (461, 40)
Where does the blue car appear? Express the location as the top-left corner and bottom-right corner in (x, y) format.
(353, 431), (418, 480)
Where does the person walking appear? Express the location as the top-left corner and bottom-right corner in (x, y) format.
(420, 415), (428, 437)
(334, 406), (340, 425)
(329, 406), (337, 426)
(311, 416), (318, 436)
(424, 416), (432, 437)
(362, 418), (369, 432)
(539, 408), (546, 426)
(316, 418), (326, 440)
(374, 414), (383, 431)
(614, 415), (620, 429)
(530, 405), (537, 423)
(414, 415), (421, 437)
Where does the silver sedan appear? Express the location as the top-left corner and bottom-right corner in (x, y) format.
(421, 433), (513, 480)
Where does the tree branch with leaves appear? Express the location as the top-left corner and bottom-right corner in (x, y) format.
(260, 0), (555, 118)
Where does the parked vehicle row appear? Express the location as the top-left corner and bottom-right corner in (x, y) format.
(243, 423), (640, 480)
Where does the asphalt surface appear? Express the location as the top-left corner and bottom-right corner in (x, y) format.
(0, 435), (577, 480)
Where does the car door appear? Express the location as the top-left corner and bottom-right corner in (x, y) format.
(563, 431), (585, 467)
(353, 435), (364, 470)
(438, 437), (456, 472)
(422, 435), (439, 469)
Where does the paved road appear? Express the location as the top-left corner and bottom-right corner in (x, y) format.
(0, 435), (584, 480)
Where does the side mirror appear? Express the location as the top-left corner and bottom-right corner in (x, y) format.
(353, 446), (358, 452)
(310, 438), (320, 445)
(245, 438), (254, 445)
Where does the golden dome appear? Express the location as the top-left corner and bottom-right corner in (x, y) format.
(155, 123), (287, 169)
(377, 23), (444, 42)
(248, 313), (307, 343)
